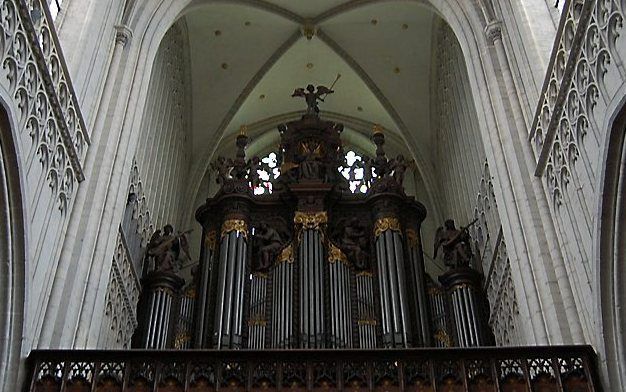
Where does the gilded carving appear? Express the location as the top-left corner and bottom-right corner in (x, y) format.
(204, 230), (217, 250)
(357, 319), (378, 326)
(221, 219), (248, 239)
(327, 243), (348, 264)
(248, 318), (268, 327)
(276, 244), (295, 264)
(173, 333), (191, 349)
(294, 211), (328, 229)
(373, 217), (401, 237)
(434, 329), (452, 347)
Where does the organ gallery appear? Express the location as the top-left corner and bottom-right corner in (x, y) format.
(134, 87), (492, 350)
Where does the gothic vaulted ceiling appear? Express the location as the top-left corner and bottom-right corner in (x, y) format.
(182, 0), (441, 172)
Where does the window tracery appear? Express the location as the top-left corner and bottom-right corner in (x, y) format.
(252, 149), (375, 195)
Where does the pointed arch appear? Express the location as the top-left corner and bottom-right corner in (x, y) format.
(596, 98), (626, 388)
(0, 101), (27, 391)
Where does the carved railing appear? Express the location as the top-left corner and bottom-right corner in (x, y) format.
(0, 0), (88, 209)
(26, 346), (601, 391)
(529, 0), (624, 205)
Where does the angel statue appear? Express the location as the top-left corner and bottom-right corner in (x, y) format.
(253, 222), (287, 271)
(292, 84), (334, 115)
(434, 219), (477, 269)
(146, 224), (192, 274)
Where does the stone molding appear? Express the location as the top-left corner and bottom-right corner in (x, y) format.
(530, 0), (624, 206)
(0, 0), (88, 211)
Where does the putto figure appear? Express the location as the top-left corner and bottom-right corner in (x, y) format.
(434, 219), (477, 269)
(146, 224), (191, 274)
(292, 84), (334, 115)
(253, 222), (286, 271)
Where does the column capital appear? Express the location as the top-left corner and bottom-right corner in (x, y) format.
(484, 21), (502, 44)
(114, 24), (133, 47)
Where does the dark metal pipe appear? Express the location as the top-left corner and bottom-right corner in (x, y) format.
(339, 263), (345, 347)
(281, 263), (286, 348)
(393, 232), (410, 346)
(145, 291), (157, 347)
(214, 234), (230, 347)
(307, 231), (313, 346)
(162, 295), (172, 348)
(465, 288), (479, 346)
(375, 238), (390, 336)
(330, 263), (337, 347)
(384, 231), (401, 343)
(232, 238), (245, 340)
(299, 238), (306, 348)
(454, 290), (468, 347)
(281, 262), (286, 347)
(307, 230), (314, 345)
(154, 291), (165, 348)
(287, 263), (293, 347)
(223, 231), (239, 341)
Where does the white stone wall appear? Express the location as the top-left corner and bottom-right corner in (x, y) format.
(529, 0), (626, 343)
(432, 21), (522, 346)
(134, 22), (191, 231)
(432, 22), (486, 225)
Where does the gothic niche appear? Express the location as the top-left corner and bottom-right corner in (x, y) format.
(133, 85), (493, 350)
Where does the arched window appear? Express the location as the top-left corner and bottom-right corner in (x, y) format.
(253, 149), (374, 195)
(253, 152), (280, 195)
(338, 150), (372, 194)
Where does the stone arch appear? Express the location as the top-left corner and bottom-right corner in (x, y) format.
(596, 99), (626, 388)
(118, 0), (492, 227)
(0, 102), (27, 391)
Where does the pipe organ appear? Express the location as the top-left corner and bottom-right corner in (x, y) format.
(134, 108), (493, 349)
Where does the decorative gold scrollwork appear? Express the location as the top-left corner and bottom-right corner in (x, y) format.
(204, 230), (217, 250)
(428, 286), (443, 295)
(173, 333), (191, 349)
(247, 318), (268, 327)
(276, 244), (294, 264)
(373, 217), (402, 237)
(434, 329), (452, 347)
(184, 287), (197, 298)
(328, 243), (348, 264)
(221, 219), (248, 239)
(356, 271), (374, 277)
(357, 319), (378, 326)
(294, 211), (328, 229)
(406, 229), (419, 248)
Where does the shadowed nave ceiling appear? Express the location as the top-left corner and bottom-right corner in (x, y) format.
(181, 1), (443, 165)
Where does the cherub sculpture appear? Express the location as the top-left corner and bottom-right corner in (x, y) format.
(292, 84), (334, 115)
(434, 219), (477, 269)
(340, 217), (371, 270)
(253, 222), (286, 271)
(146, 224), (191, 274)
